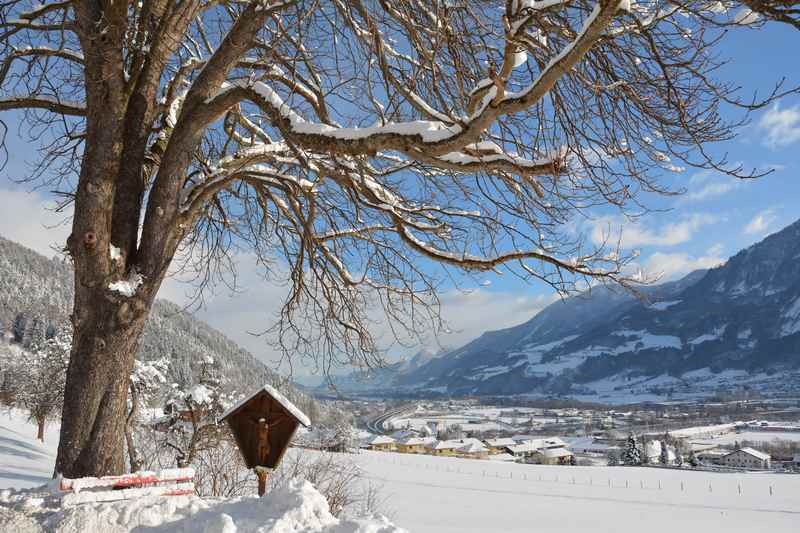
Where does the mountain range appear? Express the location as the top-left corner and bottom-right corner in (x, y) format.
(330, 219), (800, 401)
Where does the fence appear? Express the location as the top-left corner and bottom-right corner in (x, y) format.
(357, 453), (786, 498)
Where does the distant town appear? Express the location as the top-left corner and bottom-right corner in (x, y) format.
(299, 397), (800, 472)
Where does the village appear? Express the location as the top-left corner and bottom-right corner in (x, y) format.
(299, 398), (800, 472)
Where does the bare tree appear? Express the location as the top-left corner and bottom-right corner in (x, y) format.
(0, 0), (796, 477)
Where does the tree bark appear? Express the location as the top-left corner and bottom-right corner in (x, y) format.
(55, 292), (152, 478)
(36, 417), (45, 442)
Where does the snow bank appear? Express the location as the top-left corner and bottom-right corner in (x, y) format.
(0, 480), (405, 533)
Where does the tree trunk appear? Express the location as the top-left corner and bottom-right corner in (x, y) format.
(125, 381), (143, 473)
(55, 293), (152, 478)
(36, 417), (45, 442)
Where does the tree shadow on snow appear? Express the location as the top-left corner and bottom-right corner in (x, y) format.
(0, 468), (51, 485)
(0, 440), (50, 461)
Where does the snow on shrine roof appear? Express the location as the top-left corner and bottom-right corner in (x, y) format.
(219, 384), (310, 427)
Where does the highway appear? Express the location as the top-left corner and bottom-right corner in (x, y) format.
(366, 404), (418, 434)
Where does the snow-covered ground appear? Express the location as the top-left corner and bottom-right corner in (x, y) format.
(693, 430), (800, 445)
(0, 410), (59, 490)
(0, 411), (404, 532)
(348, 450), (800, 533)
(3, 409), (800, 532)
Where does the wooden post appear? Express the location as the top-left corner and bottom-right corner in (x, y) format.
(256, 467), (270, 497)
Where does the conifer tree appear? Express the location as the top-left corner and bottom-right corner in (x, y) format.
(622, 434), (642, 466)
(659, 441), (670, 465)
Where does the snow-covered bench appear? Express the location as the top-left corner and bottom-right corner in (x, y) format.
(58, 468), (195, 505)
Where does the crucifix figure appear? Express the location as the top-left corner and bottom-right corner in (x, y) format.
(254, 417), (272, 496)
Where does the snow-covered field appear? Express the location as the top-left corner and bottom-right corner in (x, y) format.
(349, 450), (800, 533)
(0, 410), (59, 490)
(0, 411), (403, 532)
(3, 409), (800, 532)
(693, 430), (800, 445)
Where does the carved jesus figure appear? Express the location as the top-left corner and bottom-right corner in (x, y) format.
(256, 417), (270, 466)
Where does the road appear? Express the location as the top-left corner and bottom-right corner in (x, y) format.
(366, 404), (418, 434)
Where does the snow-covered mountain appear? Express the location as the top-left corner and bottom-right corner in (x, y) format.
(0, 235), (323, 421)
(325, 347), (447, 393)
(339, 219), (800, 400)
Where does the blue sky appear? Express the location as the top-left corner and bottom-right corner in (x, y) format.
(1, 21), (799, 382)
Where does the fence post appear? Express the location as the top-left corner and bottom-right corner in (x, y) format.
(640, 480), (644, 489)
(708, 482), (712, 493)
(626, 480), (629, 489)
(658, 480), (662, 490)
(770, 485), (773, 496)
(738, 483), (741, 495)
(681, 481), (684, 492)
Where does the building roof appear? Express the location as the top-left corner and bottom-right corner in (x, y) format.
(564, 437), (615, 453)
(726, 447), (771, 461)
(538, 448), (574, 459)
(398, 436), (435, 446)
(368, 435), (396, 445)
(459, 441), (488, 454)
(427, 438), (484, 451)
(484, 438), (517, 448)
(219, 384), (310, 427)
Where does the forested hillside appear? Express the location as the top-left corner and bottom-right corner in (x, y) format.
(0, 235), (325, 422)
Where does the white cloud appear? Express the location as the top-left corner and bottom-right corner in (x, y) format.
(590, 213), (717, 248)
(758, 103), (800, 149)
(0, 188), (71, 256)
(642, 244), (725, 281)
(684, 181), (736, 202)
(744, 209), (777, 235)
(431, 289), (558, 350)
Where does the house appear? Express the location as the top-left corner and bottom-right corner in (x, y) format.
(426, 439), (461, 456)
(483, 437), (517, 454)
(530, 447), (574, 465)
(368, 435), (396, 451)
(396, 436), (434, 454)
(505, 438), (569, 460)
(565, 436), (618, 455)
(696, 448), (727, 464)
(719, 448), (771, 470)
(505, 442), (541, 459)
(458, 440), (489, 459)
(426, 438), (486, 457)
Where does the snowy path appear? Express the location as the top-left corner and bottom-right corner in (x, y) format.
(0, 410), (58, 489)
(350, 450), (800, 533)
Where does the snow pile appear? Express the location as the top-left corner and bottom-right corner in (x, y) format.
(0, 479), (405, 533)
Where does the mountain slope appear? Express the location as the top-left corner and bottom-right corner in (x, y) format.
(0, 235), (320, 419)
(342, 220), (800, 400)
